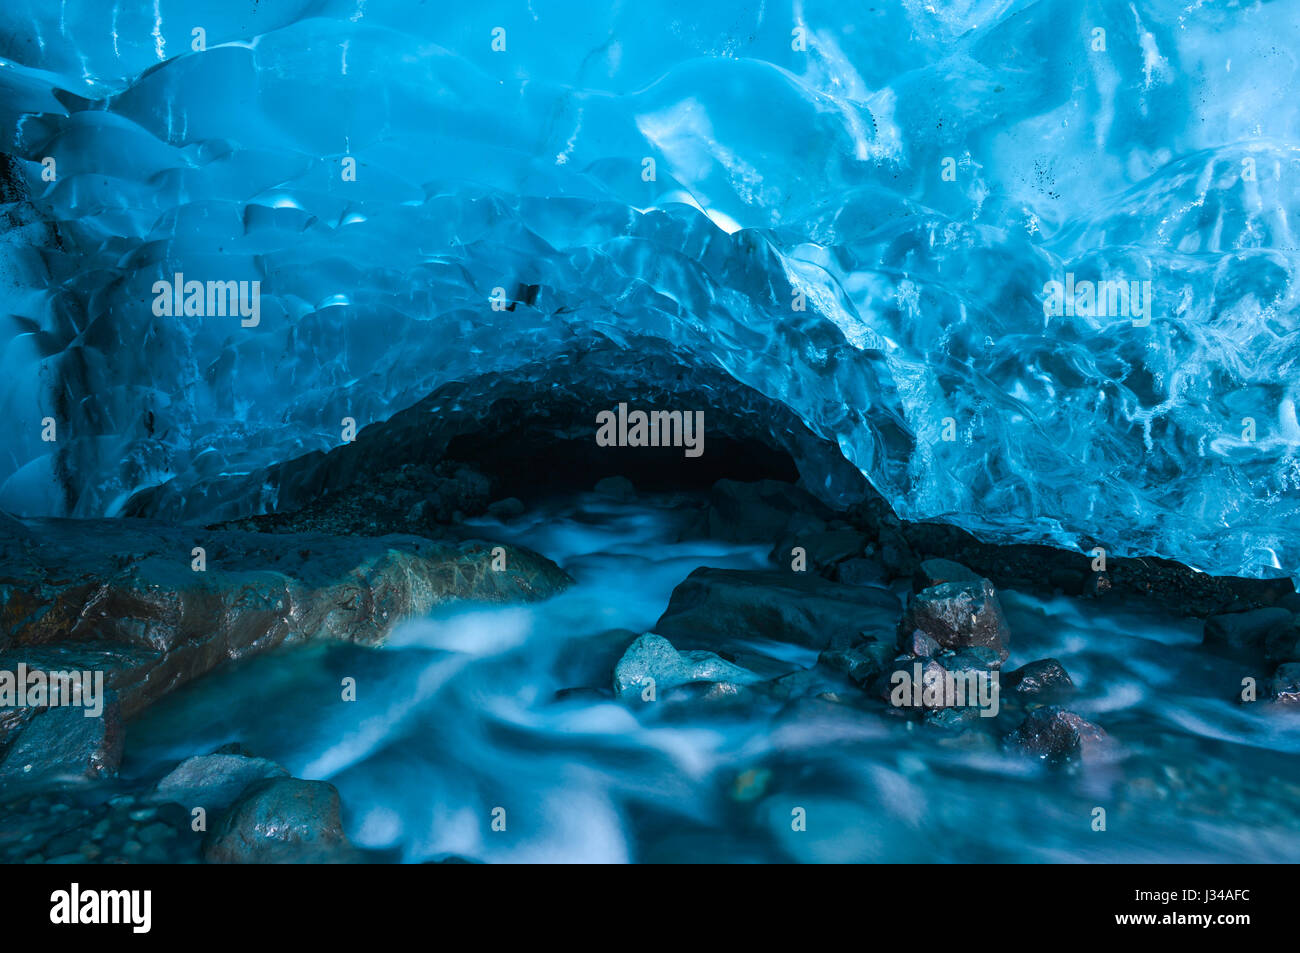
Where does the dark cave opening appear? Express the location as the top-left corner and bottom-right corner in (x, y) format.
(443, 421), (801, 500)
(124, 348), (876, 525)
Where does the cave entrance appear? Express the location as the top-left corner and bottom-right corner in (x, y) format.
(443, 417), (800, 500)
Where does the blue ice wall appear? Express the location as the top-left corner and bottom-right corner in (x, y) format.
(1, 1), (1298, 579)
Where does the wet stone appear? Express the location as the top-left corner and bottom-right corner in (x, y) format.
(1004, 658), (1074, 696)
(203, 778), (357, 864)
(903, 578), (1011, 662)
(613, 633), (762, 699)
(1005, 707), (1116, 764)
(1269, 663), (1300, 705)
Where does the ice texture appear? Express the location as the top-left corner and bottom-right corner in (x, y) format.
(1, 1), (1298, 580)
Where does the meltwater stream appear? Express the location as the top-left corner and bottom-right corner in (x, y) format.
(122, 496), (1300, 863)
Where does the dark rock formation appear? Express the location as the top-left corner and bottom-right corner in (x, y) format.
(763, 666), (853, 702)
(654, 567), (900, 651)
(0, 704), (36, 753)
(840, 494), (1295, 618)
(0, 697), (123, 785)
(940, 647), (1003, 676)
(695, 477), (1294, 620)
(867, 646), (1001, 715)
(213, 462), (491, 537)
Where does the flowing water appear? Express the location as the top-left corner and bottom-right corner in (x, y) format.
(123, 496), (1300, 862)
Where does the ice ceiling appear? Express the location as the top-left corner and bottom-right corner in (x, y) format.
(1, 0), (1299, 580)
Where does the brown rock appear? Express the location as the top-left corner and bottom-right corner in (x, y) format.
(1006, 707), (1116, 763)
(0, 517), (571, 717)
(903, 578), (1011, 661)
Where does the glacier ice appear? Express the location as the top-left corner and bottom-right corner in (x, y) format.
(1, 0), (1299, 581)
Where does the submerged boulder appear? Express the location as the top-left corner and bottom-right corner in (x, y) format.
(1203, 608), (1294, 655)
(763, 666), (852, 702)
(203, 778), (356, 864)
(654, 567), (900, 651)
